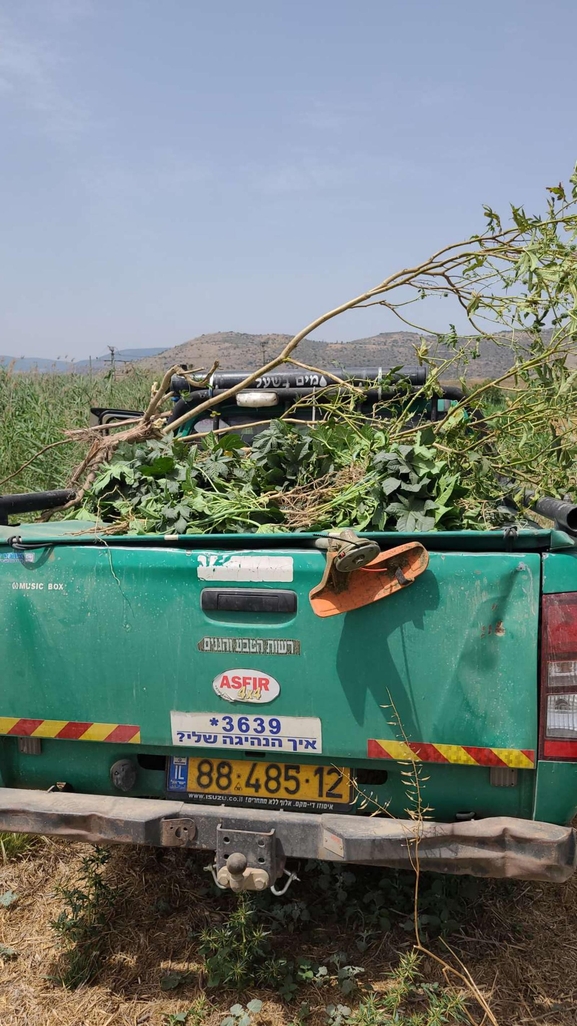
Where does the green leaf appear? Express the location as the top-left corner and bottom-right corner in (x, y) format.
(217, 433), (245, 451)
(141, 456), (176, 477)
(160, 971), (185, 990)
(70, 509), (99, 522)
(229, 1005), (245, 1016)
(400, 478), (429, 493)
(0, 945), (17, 959)
(381, 477), (401, 495)
(466, 293), (481, 316)
(246, 1000), (263, 1014)
(395, 509), (436, 533)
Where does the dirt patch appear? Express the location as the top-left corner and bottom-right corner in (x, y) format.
(0, 841), (575, 1026)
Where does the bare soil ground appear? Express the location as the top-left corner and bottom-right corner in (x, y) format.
(0, 839), (576, 1026)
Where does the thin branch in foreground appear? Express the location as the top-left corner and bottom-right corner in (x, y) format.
(0, 438), (78, 489)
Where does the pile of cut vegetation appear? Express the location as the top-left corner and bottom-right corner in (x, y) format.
(77, 417), (514, 536)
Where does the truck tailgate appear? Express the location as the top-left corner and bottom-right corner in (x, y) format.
(0, 543), (539, 763)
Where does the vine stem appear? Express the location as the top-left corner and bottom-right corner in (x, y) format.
(0, 438), (78, 489)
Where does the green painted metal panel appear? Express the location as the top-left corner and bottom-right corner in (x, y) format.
(542, 550), (577, 593)
(534, 760), (577, 824)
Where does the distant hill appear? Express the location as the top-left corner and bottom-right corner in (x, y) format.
(3, 331), (572, 380)
(0, 356), (71, 372)
(135, 330), (528, 380)
(0, 347), (167, 373)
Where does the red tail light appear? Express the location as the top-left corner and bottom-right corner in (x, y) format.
(541, 593), (577, 760)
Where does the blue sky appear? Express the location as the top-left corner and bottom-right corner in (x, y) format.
(1, 0), (576, 359)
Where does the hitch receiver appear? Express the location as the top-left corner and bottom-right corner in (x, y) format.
(215, 825), (285, 892)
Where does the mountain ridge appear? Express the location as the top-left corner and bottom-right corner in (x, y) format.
(133, 330), (527, 379)
(1, 330), (566, 379)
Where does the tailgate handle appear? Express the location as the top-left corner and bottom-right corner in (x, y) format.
(201, 588), (297, 613)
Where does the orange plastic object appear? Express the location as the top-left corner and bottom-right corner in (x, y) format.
(309, 541), (429, 617)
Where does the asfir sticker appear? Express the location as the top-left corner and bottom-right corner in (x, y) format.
(212, 668), (280, 704)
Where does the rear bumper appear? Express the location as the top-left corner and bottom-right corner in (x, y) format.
(0, 787), (574, 883)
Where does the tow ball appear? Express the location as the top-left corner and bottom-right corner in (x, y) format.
(205, 825), (297, 895)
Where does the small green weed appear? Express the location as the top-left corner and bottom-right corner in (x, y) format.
(288, 1001), (311, 1026)
(221, 1000), (263, 1026)
(325, 1005), (352, 1026)
(198, 897), (300, 996)
(298, 955), (364, 998)
(345, 953), (468, 1025)
(0, 831), (39, 861)
(311, 955), (468, 1026)
(51, 846), (118, 988)
(199, 898), (273, 990)
(345, 994), (381, 1026)
(160, 969), (197, 991)
(334, 961), (365, 997)
(266, 897), (311, 932)
(198, 896), (364, 1000)
(164, 999), (209, 1025)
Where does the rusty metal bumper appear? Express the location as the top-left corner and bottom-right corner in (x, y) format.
(0, 787), (574, 883)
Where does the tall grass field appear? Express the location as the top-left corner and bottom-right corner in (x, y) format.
(0, 367), (154, 494)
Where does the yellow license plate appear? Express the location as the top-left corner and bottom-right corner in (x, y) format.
(172, 756), (352, 809)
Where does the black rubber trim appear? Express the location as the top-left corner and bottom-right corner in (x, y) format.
(201, 588), (297, 613)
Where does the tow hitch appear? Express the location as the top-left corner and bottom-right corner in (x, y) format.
(204, 825), (297, 894)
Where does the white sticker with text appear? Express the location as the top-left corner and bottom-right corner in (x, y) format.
(170, 711), (322, 753)
(197, 554), (293, 582)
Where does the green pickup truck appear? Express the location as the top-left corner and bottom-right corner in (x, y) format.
(1, 368), (577, 892)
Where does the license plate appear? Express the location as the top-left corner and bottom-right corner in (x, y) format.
(167, 756), (353, 811)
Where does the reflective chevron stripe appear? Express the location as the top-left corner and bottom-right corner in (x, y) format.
(367, 738), (535, 769)
(0, 718), (140, 743)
